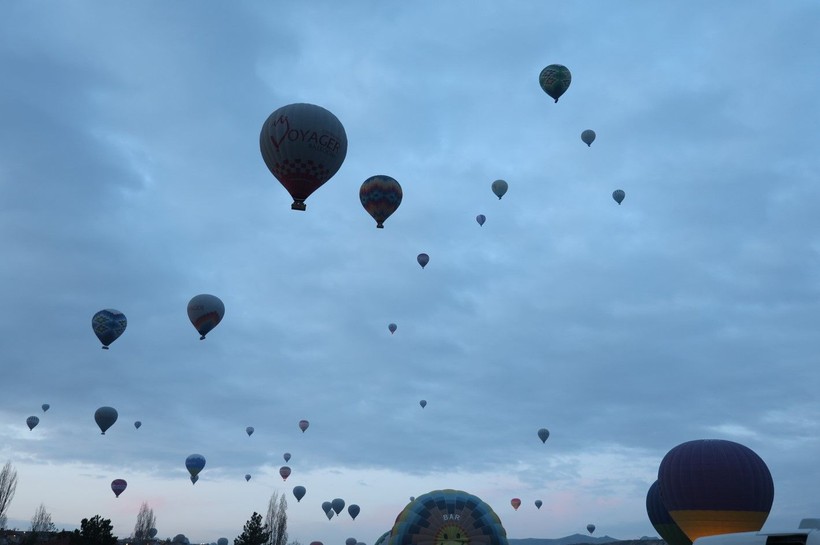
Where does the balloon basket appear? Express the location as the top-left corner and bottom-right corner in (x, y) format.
(291, 201), (307, 211)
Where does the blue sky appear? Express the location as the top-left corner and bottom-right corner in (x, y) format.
(1, 2), (820, 544)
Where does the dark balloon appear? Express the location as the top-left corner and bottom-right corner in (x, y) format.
(293, 485), (306, 502)
(658, 439), (775, 542)
(476, 214), (486, 226)
(92, 309), (127, 349)
(41, 404), (50, 412)
(587, 524), (596, 534)
(321, 501), (332, 515)
(491, 180), (508, 200)
(284, 452), (291, 462)
(279, 466), (291, 481)
(332, 498), (346, 515)
(94, 406), (118, 435)
(612, 189), (625, 205)
(537, 428), (550, 443)
(246, 426), (254, 437)
(187, 294), (224, 340)
(245, 474), (251, 482)
(26, 416), (39, 430)
(646, 480), (692, 545)
(260, 103), (348, 211)
(388, 323), (397, 334)
(299, 419), (309, 432)
(149, 529), (158, 539)
(111, 479), (127, 498)
(581, 130), (596, 147)
(390, 490), (508, 545)
(417, 253), (429, 269)
(534, 500), (542, 509)
(348, 504), (360, 520)
(186, 454), (206, 481)
(538, 64), (572, 102)
(360, 175), (403, 228)
(134, 421), (142, 429)
(190, 475), (198, 485)
(346, 539), (357, 545)
(217, 539), (227, 545)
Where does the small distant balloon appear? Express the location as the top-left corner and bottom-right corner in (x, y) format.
(111, 479), (127, 498)
(346, 539), (357, 545)
(538, 64), (572, 102)
(26, 416), (39, 430)
(217, 539), (228, 545)
(581, 130), (596, 147)
(187, 294), (224, 340)
(360, 175), (403, 228)
(293, 485), (306, 502)
(587, 525), (596, 534)
(417, 253), (429, 269)
(94, 406), (118, 435)
(388, 323), (397, 334)
(538, 428), (550, 443)
(332, 498), (346, 515)
(134, 421), (142, 429)
(511, 498), (521, 511)
(612, 189), (625, 205)
(185, 454), (206, 482)
(476, 214), (486, 226)
(284, 452), (291, 462)
(279, 466), (291, 481)
(419, 400), (427, 409)
(149, 529), (158, 539)
(246, 426), (254, 437)
(299, 419), (309, 432)
(535, 500), (543, 509)
(245, 474), (251, 482)
(491, 179), (508, 200)
(41, 404), (49, 412)
(348, 504), (360, 520)
(92, 309), (127, 349)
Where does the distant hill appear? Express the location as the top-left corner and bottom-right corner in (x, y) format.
(510, 535), (664, 545)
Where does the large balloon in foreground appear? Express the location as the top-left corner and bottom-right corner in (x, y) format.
(587, 524), (596, 534)
(658, 439), (774, 542)
(388, 489), (508, 545)
(348, 504), (360, 520)
(646, 480), (691, 545)
(293, 485), (306, 502)
(581, 130), (596, 147)
(539, 64), (572, 103)
(476, 214), (486, 226)
(92, 309), (127, 349)
(612, 189), (625, 205)
(41, 404), (49, 412)
(360, 175), (403, 228)
(246, 426), (254, 436)
(26, 416), (39, 430)
(187, 294), (224, 340)
(417, 253), (429, 269)
(388, 323), (397, 334)
(537, 428), (550, 443)
(94, 406), (118, 435)
(299, 419), (309, 432)
(111, 479), (127, 498)
(511, 498), (521, 511)
(534, 500), (542, 510)
(185, 454), (206, 481)
(260, 103), (348, 211)
(332, 498), (346, 515)
(491, 180), (508, 200)
(279, 466), (291, 481)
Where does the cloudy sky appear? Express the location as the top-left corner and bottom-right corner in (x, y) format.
(2, 1), (820, 544)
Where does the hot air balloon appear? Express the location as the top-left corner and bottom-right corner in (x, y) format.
(476, 214), (486, 226)
(419, 400), (427, 409)
(612, 189), (625, 205)
(134, 421), (142, 429)
(375, 531), (390, 545)
(348, 504), (360, 520)
(299, 419), (309, 432)
(511, 498), (521, 511)
(149, 529), (158, 539)
(245, 474), (251, 482)
(587, 524), (596, 534)
(539, 64), (572, 102)
(417, 253), (429, 269)
(657, 439), (774, 542)
(409, 497), (415, 502)
(260, 103), (348, 211)
(360, 175), (402, 228)
(347, 539), (357, 545)
(187, 294), (224, 340)
(322, 502), (333, 520)
(581, 130), (596, 147)
(293, 485), (306, 502)
(111, 479), (127, 498)
(534, 500), (542, 510)
(389, 489), (508, 545)
(646, 480), (692, 545)
(92, 309), (127, 349)
(246, 426), (254, 437)
(284, 452), (291, 462)
(26, 416), (39, 430)
(218, 539), (228, 545)
(332, 498), (346, 515)
(537, 428), (550, 443)
(491, 180), (508, 200)
(94, 406), (118, 435)
(388, 323), (397, 334)
(185, 454), (206, 483)
(279, 466), (291, 481)
(41, 404), (49, 412)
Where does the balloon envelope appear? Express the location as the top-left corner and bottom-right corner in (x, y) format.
(537, 428), (550, 443)
(245, 474), (251, 482)
(134, 421), (141, 429)
(246, 426), (254, 436)
(511, 498), (521, 511)
(534, 500), (542, 509)
(41, 404), (49, 412)
(94, 406), (118, 435)
(348, 504), (360, 520)
(284, 452), (291, 462)
(476, 214), (486, 226)
(111, 479), (127, 498)
(92, 309), (127, 349)
(419, 400), (427, 409)
(613, 189), (625, 205)
(260, 103), (348, 211)
(360, 175), (403, 228)
(389, 489), (508, 545)
(646, 480), (692, 545)
(587, 525), (596, 534)
(332, 498), (346, 515)
(321, 501), (332, 515)
(658, 439), (774, 542)
(26, 416), (39, 430)
(218, 539), (228, 545)
(299, 419), (309, 432)
(388, 323), (397, 334)
(346, 539), (357, 545)
(581, 129), (596, 146)
(293, 485), (306, 502)
(491, 180), (508, 199)
(187, 294), (224, 340)
(417, 253), (429, 269)
(538, 64), (572, 102)
(185, 454), (206, 478)
(149, 529), (158, 539)
(279, 466), (291, 481)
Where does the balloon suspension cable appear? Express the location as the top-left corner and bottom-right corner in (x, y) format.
(291, 201), (307, 211)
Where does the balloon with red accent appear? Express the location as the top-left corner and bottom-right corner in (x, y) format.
(111, 479), (127, 498)
(511, 498), (521, 510)
(279, 466), (291, 481)
(187, 294), (224, 340)
(360, 175), (402, 228)
(299, 419), (309, 432)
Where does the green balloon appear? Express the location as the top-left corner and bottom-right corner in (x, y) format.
(539, 64), (571, 103)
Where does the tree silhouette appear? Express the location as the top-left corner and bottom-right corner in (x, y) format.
(69, 515), (118, 545)
(234, 512), (270, 545)
(0, 461), (18, 529)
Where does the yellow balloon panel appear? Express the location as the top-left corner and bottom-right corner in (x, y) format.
(669, 510), (770, 541)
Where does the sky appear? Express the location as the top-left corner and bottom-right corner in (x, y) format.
(1, 1), (820, 544)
